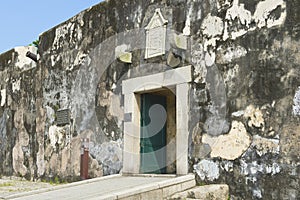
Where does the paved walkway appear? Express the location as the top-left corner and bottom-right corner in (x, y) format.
(2, 174), (195, 200)
(0, 176), (56, 198)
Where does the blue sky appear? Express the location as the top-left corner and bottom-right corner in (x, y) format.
(0, 0), (104, 53)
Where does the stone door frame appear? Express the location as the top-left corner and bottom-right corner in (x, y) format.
(122, 65), (191, 175)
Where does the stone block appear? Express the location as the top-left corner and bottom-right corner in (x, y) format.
(122, 152), (140, 174)
(173, 33), (188, 50)
(118, 52), (132, 63)
(123, 131), (140, 154)
(181, 180), (196, 191)
(119, 194), (140, 200)
(167, 52), (181, 68)
(124, 94), (135, 112)
(140, 189), (163, 199)
(163, 66), (192, 87)
(162, 184), (181, 198)
(116, 183), (159, 199)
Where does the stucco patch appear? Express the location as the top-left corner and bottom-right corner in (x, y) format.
(14, 46), (37, 70)
(223, 0), (286, 40)
(194, 159), (220, 181)
(12, 109), (30, 176)
(202, 121), (251, 160)
(48, 125), (65, 148)
(12, 78), (21, 93)
(253, 0), (286, 28)
(0, 89), (6, 107)
(226, 0), (252, 26)
(252, 135), (279, 156)
(217, 0), (233, 12)
(244, 105), (264, 129)
(89, 140), (123, 175)
(201, 14), (224, 38)
(53, 22), (73, 49)
(293, 86), (300, 116)
(240, 160), (281, 176)
(216, 45), (247, 64)
(12, 144), (28, 176)
(183, 4), (193, 36)
(225, 0), (252, 39)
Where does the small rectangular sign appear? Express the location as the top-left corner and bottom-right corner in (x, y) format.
(56, 109), (70, 126)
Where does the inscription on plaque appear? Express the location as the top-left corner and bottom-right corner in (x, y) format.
(56, 109), (70, 126)
(145, 8), (168, 59)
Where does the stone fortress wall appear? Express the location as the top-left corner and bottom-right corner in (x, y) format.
(0, 0), (299, 199)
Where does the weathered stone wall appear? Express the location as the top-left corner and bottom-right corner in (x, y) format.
(0, 0), (299, 199)
(0, 46), (38, 179)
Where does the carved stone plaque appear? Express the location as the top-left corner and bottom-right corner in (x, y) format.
(145, 8), (168, 59)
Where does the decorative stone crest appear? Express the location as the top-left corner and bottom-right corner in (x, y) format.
(145, 8), (168, 59)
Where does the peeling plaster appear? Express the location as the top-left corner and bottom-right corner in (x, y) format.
(225, 0), (252, 39)
(220, 161), (234, 172)
(89, 140), (123, 175)
(0, 89), (6, 106)
(12, 109), (30, 176)
(201, 14), (224, 39)
(217, 0), (233, 12)
(12, 78), (21, 93)
(194, 159), (220, 181)
(244, 105), (265, 129)
(226, 0), (252, 26)
(222, 0), (286, 40)
(36, 145), (45, 176)
(252, 135), (280, 156)
(49, 125), (65, 148)
(240, 160), (281, 176)
(293, 86), (300, 116)
(183, 4), (193, 36)
(199, 0), (285, 70)
(53, 22), (76, 49)
(67, 52), (88, 71)
(253, 189), (262, 199)
(202, 121), (251, 160)
(199, 0), (286, 67)
(204, 51), (216, 66)
(216, 45), (247, 64)
(14, 46), (37, 70)
(232, 110), (244, 118)
(45, 106), (55, 124)
(224, 64), (239, 82)
(254, 0), (286, 28)
(201, 14), (224, 64)
(12, 145), (28, 176)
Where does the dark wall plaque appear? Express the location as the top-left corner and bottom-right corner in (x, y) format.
(56, 109), (70, 126)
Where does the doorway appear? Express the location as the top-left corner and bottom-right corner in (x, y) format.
(122, 65), (191, 175)
(140, 89), (176, 174)
(140, 93), (167, 174)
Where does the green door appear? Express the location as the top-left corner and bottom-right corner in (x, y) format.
(140, 93), (167, 174)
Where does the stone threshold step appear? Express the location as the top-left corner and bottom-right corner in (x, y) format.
(95, 174), (196, 200)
